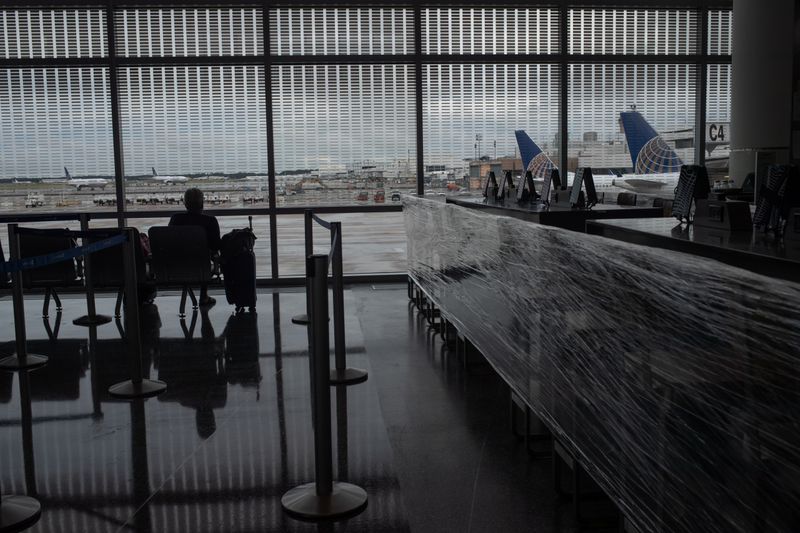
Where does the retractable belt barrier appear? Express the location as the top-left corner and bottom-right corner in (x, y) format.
(0, 232), (126, 275)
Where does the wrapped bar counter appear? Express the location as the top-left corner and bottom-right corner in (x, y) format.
(404, 196), (800, 533)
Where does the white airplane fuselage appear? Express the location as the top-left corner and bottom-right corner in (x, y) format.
(615, 172), (679, 196)
(152, 176), (189, 185)
(69, 178), (108, 190)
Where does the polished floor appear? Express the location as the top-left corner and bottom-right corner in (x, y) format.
(0, 286), (593, 532)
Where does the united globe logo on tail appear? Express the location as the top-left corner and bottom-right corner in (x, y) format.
(514, 130), (557, 183)
(619, 110), (682, 174)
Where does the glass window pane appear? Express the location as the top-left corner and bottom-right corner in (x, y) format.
(706, 64), (731, 180)
(277, 211), (406, 276)
(568, 64), (697, 201)
(423, 64), (559, 194)
(0, 9), (107, 58)
(0, 67), (113, 214)
(115, 8), (263, 57)
(270, 8), (413, 56)
(568, 9), (698, 55)
(422, 8), (559, 55)
(707, 9), (732, 55)
(272, 64), (416, 206)
(119, 65), (268, 209)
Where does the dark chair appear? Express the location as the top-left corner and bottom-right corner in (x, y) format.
(148, 226), (213, 316)
(617, 192), (638, 206)
(19, 231), (81, 317)
(652, 197), (674, 216)
(90, 227), (153, 318)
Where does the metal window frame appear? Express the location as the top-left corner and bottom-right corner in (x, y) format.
(0, 1), (732, 283)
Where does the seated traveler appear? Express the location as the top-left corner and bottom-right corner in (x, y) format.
(169, 188), (220, 307)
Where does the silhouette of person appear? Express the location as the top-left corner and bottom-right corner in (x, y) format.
(169, 188), (221, 307)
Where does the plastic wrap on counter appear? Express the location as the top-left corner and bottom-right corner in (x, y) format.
(403, 195), (800, 533)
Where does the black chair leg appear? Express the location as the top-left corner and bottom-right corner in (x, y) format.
(42, 288), (52, 318)
(188, 287), (198, 310)
(114, 289), (124, 318)
(179, 287), (188, 317)
(52, 288), (62, 311)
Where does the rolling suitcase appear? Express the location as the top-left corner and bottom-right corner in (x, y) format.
(220, 216), (257, 313)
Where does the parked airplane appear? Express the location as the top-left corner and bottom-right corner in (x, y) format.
(150, 167), (190, 185)
(615, 110), (682, 194)
(65, 167), (109, 190)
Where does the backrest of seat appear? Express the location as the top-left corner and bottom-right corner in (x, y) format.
(90, 227), (146, 288)
(617, 192), (638, 206)
(19, 231), (77, 288)
(148, 226), (211, 284)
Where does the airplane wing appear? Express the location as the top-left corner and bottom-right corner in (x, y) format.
(620, 178), (668, 189)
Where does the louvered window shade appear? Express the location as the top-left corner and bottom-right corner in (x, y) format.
(0, 9), (106, 58)
(115, 8), (263, 57)
(270, 8), (413, 55)
(118, 66), (267, 177)
(422, 8), (559, 55)
(707, 64), (731, 123)
(423, 64), (559, 168)
(568, 9), (698, 55)
(707, 9), (732, 55)
(271, 64), (416, 177)
(568, 63), (697, 163)
(0, 68), (112, 179)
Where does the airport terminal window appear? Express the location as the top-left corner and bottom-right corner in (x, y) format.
(0, 8), (107, 59)
(707, 9), (733, 56)
(567, 63), (697, 191)
(0, 67), (113, 213)
(568, 9), (698, 55)
(269, 7), (413, 56)
(118, 65), (268, 208)
(706, 63), (732, 180)
(114, 8), (263, 57)
(423, 63), (559, 192)
(271, 64), (416, 206)
(421, 8), (559, 55)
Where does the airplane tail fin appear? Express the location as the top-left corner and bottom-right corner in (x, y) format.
(64, 167), (71, 180)
(514, 129), (557, 182)
(515, 130), (543, 171)
(152, 167), (158, 176)
(619, 111), (682, 174)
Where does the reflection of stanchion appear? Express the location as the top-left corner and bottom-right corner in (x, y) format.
(73, 214), (111, 326)
(282, 255), (367, 521)
(0, 224), (47, 371)
(291, 210), (313, 326)
(328, 222), (367, 386)
(0, 368), (42, 533)
(109, 228), (166, 399)
(0, 226), (43, 530)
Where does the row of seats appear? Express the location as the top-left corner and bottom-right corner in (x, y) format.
(5, 226), (214, 317)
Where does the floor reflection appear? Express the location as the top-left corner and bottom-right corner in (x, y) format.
(0, 289), (407, 532)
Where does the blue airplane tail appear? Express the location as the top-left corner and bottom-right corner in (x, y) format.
(64, 167), (71, 179)
(515, 130), (557, 182)
(152, 167), (158, 176)
(619, 111), (682, 174)
(515, 130), (544, 171)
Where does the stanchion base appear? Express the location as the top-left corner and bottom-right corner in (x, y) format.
(0, 354), (48, 371)
(282, 482), (367, 521)
(330, 368), (368, 386)
(108, 379), (166, 399)
(0, 494), (42, 533)
(291, 314), (309, 325)
(73, 314), (112, 327)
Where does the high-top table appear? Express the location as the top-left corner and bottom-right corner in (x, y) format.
(447, 196), (663, 232)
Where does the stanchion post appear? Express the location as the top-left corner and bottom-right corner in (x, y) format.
(281, 254), (367, 521)
(108, 228), (166, 399)
(0, 224), (44, 533)
(291, 209), (314, 326)
(74, 214), (111, 326)
(328, 223), (367, 386)
(0, 224), (47, 371)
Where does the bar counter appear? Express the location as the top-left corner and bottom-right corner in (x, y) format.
(404, 195), (800, 533)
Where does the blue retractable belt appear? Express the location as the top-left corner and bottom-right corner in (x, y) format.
(0, 233), (127, 275)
